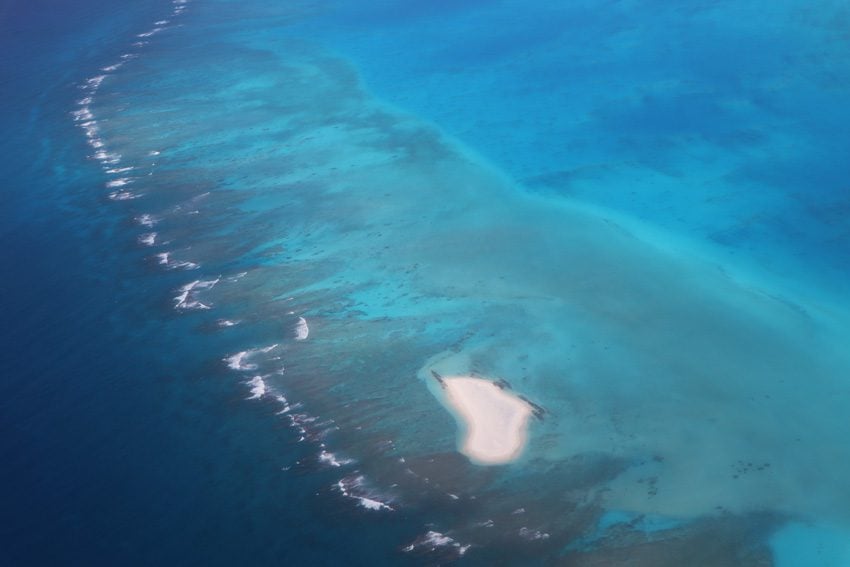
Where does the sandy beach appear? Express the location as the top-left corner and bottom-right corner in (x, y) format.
(439, 376), (533, 465)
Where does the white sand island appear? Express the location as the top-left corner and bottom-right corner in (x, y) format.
(437, 376), (534, 465)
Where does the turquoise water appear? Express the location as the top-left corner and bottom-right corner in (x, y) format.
(6, 0), (850, 563)
(297, 0), (850, 298)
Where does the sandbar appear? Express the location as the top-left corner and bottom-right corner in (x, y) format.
(439, 376), (533, 465)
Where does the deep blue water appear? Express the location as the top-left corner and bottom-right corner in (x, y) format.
(0, 1), (421, 565)
(3, 0), (850, 565)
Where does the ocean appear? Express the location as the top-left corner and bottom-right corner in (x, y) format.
(2, 0), (850, 565)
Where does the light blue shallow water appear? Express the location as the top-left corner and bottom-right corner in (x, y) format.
(294, 0), (850, 299)
(5, 0), (850, 564)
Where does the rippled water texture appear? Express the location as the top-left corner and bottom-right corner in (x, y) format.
(71, 0), (850, 563)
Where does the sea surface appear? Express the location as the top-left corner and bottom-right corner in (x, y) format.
(2, 0), (850, 565)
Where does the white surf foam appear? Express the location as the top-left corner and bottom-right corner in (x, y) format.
(137, 27), (163, 38)
(281, 400), (302, 415)
(403, 531), (470, 556)
(290, 416), (308, 440)
(335, 475), (394, 512)
(216, 318), (240, 328)
(224, 344), (278, 371)
(286, 411), (332, 442)
(173, 277), (219, 310)
(225, 351), (253, 370)
(85, 75), (106, 90)
(72, 108), (93, 122)
(246, 375), (268, 399)
(294, 316), (309, 340)
(93, 149), (121, 164)
(274, 394), (291, 414)
(135, 213), (158, 227)
(138, 232), (157, 246)
(108, 191), (139, 201)
(156, 252), (199, 270)
(172, 0), (189, 15)
(106, 178), (132, 188)
(318, 450), (354, 468)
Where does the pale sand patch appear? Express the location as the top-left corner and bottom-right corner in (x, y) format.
(440, 376), (533, 465)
